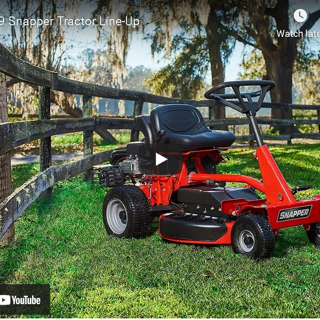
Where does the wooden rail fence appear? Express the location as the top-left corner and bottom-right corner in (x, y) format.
(0, 42), (320, 243)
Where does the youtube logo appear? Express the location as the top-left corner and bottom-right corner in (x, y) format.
(0, 295), (10, 305)
(0, 284), (50, 315)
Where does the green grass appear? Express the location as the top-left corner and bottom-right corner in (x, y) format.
(16, 132), (131, 155)
(3, 144), (320, 317)
(51, 132), (130, 153)
(11, 163), (40, 190)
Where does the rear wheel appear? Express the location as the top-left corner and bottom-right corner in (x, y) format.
(231, 214), (275, 260)
(102, 185), (152, 238)
(306, 222), (320, 246)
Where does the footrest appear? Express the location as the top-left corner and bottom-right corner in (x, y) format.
(291, 185), (313, 195)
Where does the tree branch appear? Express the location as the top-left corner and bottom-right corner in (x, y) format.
(300, 9), (320, 34)
(219, 23), (259, 49)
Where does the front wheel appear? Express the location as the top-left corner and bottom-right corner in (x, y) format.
(102, 185), (152, 238)
(231, 214), (275, 260)
(306, 222), (320, 246)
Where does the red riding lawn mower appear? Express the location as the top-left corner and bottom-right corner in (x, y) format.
(97, 80), (320, 259)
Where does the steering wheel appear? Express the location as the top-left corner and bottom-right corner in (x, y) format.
(204, 80), (275, 114)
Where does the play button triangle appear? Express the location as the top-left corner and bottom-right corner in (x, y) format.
(156, 153), (167, 166)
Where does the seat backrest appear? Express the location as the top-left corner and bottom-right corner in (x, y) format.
(150, 104), (210, 138)
(133, 115), (154, 146)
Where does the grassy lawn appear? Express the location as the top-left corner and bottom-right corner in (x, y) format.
(2, 144), (320, 317)
(13, 131), (131, 155)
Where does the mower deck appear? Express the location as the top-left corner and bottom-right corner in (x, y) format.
(159, 212), (233, 244)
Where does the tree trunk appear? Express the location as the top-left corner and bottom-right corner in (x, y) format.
(260, 0), (298, 135)
(205, 5), (227, 131)
(0, 73), (14, 245)
(263, 49), (295, 135)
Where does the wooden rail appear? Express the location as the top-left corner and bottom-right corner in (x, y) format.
(0, 43), (212, 108)
(0, 150), (112, 239)
(0, 118), (133, 156)
(1, 116), (320, 157)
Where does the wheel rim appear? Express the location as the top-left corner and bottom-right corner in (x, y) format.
(239, 230), (255, 253)
(106, 199), (128, 234)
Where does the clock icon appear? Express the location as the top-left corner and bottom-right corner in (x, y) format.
(294, 9), (308, 23)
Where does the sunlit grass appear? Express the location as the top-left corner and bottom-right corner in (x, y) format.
(48, 132), (131, 154)
(2, 143), (320, 317)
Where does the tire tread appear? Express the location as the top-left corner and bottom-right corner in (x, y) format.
(103, 185), (152, 238)
(231, 214), (275, 259)
(306, 222), (320, 246)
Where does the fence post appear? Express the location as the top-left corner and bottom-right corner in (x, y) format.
(249, 124), (254, 148)
(130, 100), (143, 142)
(83, 95), (93, 182)
(39, 86), (52, 198)
(317, 110), (320, 133)
(207, 106), (214, 130)
(208, 106), (213, 119)
(0, 72), (14, 245)
(286, 119), (292, 145)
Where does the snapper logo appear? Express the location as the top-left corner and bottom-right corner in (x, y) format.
(277, 205), (312, 222)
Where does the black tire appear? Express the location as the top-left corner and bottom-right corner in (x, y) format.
(306, 222), (320, 246)
(231, 214), (275, 260)
(102, 185), (152, 238)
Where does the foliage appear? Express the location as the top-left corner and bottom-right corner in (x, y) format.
(124, 66), (153, 91)
(5, 0), (72, 69)
(293, 110), (318, 134)
(2, 0), (131, 116)
(240, 45), (320, 130)
(94, 0), (236, 102)
(294, 54), (320, 106)
(263, 126), (280, 136)
(3, 145), (320, 317)
(76, 48), (114, 86)
(224, 0), (320, 107)
(240, 49), (267, 80)
(145, 35), (209, 99)
(143, 3), (237, 99)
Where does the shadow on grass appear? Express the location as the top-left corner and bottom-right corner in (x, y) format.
(273, 227), (311, 258)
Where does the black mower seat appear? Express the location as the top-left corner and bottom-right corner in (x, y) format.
(156, 130), (235, 152)
(150, 104), (235, 153)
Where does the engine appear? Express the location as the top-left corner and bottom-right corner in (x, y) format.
(120, 155), (142, 175)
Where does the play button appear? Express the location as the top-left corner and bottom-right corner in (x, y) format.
(0, 295), (10, 305)
(129, 143), (183, 175)
(156, 153), (167, 166)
